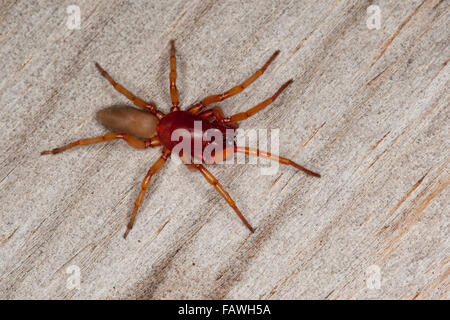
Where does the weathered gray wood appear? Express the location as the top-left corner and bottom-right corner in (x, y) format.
(0, 0), (448, 299)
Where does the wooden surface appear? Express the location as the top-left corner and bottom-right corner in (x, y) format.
(0, 0), (448, 299)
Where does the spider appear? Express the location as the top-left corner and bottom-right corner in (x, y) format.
(42, 40), (320, 238)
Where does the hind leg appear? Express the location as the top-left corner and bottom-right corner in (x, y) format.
(95, 63), (165, 119)
(41, 133), (160, 155)
(124, 148), (170, 238)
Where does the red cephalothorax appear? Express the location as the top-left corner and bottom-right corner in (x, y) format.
(42, 40), (320, 239)
(157, 110), (234, 164)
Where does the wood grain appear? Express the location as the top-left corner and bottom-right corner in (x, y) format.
(0, 0), (448, 299)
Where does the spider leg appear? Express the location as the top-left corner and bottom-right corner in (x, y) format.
(191, 163), (254, 233)
(187, 51), (280, 115)
(198, 80), (292, 127)
(124, 148), (170, 238)
(169, 40), (180, 112)
(95, 63), (165, 119)
(41, 133), (160, 155)
(234, 146), (320, 177)
(197, 106), (238, 129)
(223, 79), (293, 125)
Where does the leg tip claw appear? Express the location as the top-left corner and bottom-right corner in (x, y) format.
(123, 223), (133, 239)
(94, 62), (103, 72)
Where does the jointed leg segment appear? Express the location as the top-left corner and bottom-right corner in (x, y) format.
(199, 79), (293, 127)
(41, 133), (160, 155)
(197, 106), (238, 129)
(234, 146), (320, 177)
(169, 40), (180, 112)
(95, 63), (165, 119)
(188, 50), (280, 115)
(224, 79), (293, 125)
(124, 148), (171, 238)
(192, 164), (254, 233)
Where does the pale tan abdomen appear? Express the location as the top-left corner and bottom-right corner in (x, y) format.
(96, 106), (159, 139)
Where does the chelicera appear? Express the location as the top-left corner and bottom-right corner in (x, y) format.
(42, 40), (320, 238)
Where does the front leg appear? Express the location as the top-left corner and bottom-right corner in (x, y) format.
(187, 51), (280, 115)
(169, 40), (180, 112)
(197, 106), (238, 129)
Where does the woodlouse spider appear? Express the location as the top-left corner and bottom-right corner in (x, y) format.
(42, 40), (320, 238)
